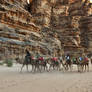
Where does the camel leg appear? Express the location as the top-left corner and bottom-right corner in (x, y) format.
(78, 65), (82, 73)
(85, 64), (87, 72)
(49, 65), (52, 71)
(46, 64), (50, 72)
(34, 64), (37, 72)
(58, 64), (61, 71)
(78, 65), (80, 72)
(83, 65), (85, 72)
(53, 65), (55, 70)
(45, 65), (48, 71)
(31, 65), (34, 72)
(70, 65), (72, 72)
(57, 65), (60, 71)
(39, 65), (42, 73)
(66, 64), (68, 71)
(20, 64), (25, 72)
(63, 65), (66, 72)
(34, 65), (36, 72)
(38, 65), (42, 72)
(91, 60), (92, 64)
(63, 64), (66, 71)
(63, 64), (67, 72)
(26, 65), (29, 72)
(79, 65), (81, 72)
(36, 65), (38, 72)
(57, 64), (60, 71)
(81, 65), (84, 72)
(77, 65), (80, 72)
(46, 63), (51, 72)
(37, 64), (41, 73)
(41, 65), (43, 71)
(85, 65), (86, 71)
(44, 65), (46, 71)
(87, 64), (89, 72)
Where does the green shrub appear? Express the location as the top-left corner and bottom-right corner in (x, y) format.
(0, 62), (3, 65)
(4, 59), (13, 67)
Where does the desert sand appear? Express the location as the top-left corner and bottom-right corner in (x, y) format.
(0, 64), (92, 92)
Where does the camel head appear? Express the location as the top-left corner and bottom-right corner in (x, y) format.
(27, 0), (32, 4)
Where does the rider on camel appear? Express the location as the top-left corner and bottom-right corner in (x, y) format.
(79, 56), (83, 62)
(84, 55), (88, 62)
(65, 53), (71, 63)
(26, 49), (31, 56)
(66, 54), (70, 60)
(36, 52), (40, 59)
(25, 49), (32, 59)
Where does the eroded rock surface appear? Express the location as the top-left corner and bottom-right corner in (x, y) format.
(0, 0), (92, 59)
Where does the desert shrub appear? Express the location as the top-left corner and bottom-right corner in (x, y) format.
(4, 59), (13, 67)
(0, 62), (3, 65)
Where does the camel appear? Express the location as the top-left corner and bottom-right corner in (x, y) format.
(46, 57), (62, 72)
(15, 56), (37, 72)
(81, 57), (89, 72)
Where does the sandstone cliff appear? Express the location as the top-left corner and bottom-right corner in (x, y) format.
(0, 0), (92, 59)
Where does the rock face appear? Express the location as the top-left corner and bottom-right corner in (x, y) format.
(29, 0), (84, 55)
(0, 0), (63, 59)
(29, 0), (92, 55)
(79, 0), (92, 54)
(0, 0), (41, 59)
(79, 15), (92, 53)
(0, 0), (92, 59)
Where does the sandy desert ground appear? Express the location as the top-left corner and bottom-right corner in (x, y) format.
(0, 63), (92, 92)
